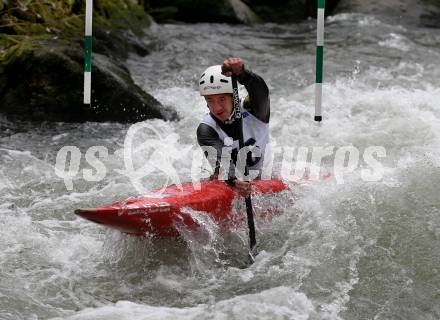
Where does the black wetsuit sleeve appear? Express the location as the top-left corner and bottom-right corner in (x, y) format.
(196, 123), (236, 181)
(237, 68), (270, 123)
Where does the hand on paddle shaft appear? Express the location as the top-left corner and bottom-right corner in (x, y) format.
(234, 179), (252, 197)
(222, 57), (245, 77)
(222, 57), (257, 260)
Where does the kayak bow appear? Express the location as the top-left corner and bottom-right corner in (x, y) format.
(75, 179), (288, 237)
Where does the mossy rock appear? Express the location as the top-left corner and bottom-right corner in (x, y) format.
(0, 0), (153, 38)
(93, 0), (153, 35)
(149, 0), (242, 23)
(0, 0), (84, 37)
(149, 6), (179, 23)
(248, 0), (306, 22)
(0, 38), (178, 122)
(92, 26), (151, 61)
(0, 0), (173, 123)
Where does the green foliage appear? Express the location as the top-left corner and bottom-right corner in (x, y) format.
(0, 0), (84, 37)
(0, 0), (152, 72)
(0, 0), (150, 39)
(65, 0), (76, 8)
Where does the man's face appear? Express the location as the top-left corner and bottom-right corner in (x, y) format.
(204, 94), (233, 122)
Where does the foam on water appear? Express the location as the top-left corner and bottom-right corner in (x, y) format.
(1, 12), (440, 320)
(53, 286), (314, 320)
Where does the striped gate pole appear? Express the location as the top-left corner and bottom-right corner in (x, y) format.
(83, 0), (93, 104)
(315, 0), (325, 122)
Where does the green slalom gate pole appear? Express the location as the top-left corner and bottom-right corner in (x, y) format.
(315, 0), (325, 122)
(83, 0), (93, 104)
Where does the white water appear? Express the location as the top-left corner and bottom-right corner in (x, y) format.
(1, 13), (440, 320)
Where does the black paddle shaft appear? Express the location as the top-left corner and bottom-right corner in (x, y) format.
(222, 66), (257, 250)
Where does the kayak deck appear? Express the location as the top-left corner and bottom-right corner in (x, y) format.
(75, 179), (288, 236)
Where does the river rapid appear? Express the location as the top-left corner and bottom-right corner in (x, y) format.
(1, 12), (439, 320)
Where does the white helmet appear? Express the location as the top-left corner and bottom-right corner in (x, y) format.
(199, 65), (233, 96)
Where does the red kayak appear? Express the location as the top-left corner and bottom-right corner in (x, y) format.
(75, 179), (288, 237)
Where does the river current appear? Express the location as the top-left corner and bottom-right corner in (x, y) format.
(1, 12), (439, 320)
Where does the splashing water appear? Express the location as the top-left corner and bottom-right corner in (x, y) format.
(1, 12), (440, 320)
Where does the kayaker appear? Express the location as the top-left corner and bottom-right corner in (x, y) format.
(197, 57), (270, 196)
